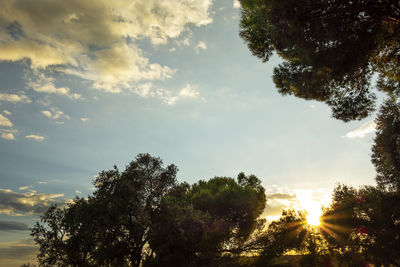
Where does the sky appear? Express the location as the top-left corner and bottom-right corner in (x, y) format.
(0, 0), (379, 265)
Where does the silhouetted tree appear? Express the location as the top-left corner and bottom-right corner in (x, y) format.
(32, 154), (177, 267)
(239, 0), (400, 121)
(372, 98), (400, 191)
(322, 184), (400, 266)
(32, 157), (268, 267)
(256, 209), (333, 267)
(147, 173), (266, 266)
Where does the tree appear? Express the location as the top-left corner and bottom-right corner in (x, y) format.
(322, 184), (400, 266)
(32, 157), (269, 266)
(372, 98), (400, 191)
(239, 0), (400, 121)
(147, 173), (266, 266)
(256, 210), (329, 267)
(31, 199), (96, 267)
(32, 153), (178, 267)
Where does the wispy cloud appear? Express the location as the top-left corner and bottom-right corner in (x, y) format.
(0, 220), (29, 231)
(0, 239), (37, 266)
(233, 0), (241, 8)
(3, 110), (11, 115)
(263, 186), (332, 222)
(157, 84), (201, 105)
(25, 135), (45, 141)
(345, 120), (376, 138)
(0, 114), (13, 127)
(28, 72), (81, 100)
(0, 93), (30, 103)
(0, 188), (64, 215)
(41, 107), (70, 121)
(18, 186), (32, 191)
(195, 41), (208, 53)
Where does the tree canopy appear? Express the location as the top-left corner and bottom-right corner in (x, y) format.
(31, 155), (267, 267)
(372, 98), (400, 191)
(239, 0), (400, 121)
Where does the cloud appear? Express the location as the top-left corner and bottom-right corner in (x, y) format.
(0, 114), (13, 127)
(0, 129), (17, 140)
(233, 0), (241, 8)
(80, 118), (89, 122)
(25, 135), (45, 141)
(28, 72), (81, 100)
(41, 107), (70, 120)
(263, 186), (332, 222)
(3, 110), (11, 115)
(18, 186), (32, 191)
(1, 133), (15, 140)
(0, 0), (213, 93)
(0, 220), (29, 231)
(0, 93), (31, 104)
(0, 239), (37, 266)
(0, 188), (65, 215)
(345, 120), (376, 138)
(195, 41), (208, 52)
(158, 84), (200, 105)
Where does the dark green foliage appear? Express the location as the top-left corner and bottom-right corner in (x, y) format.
(32, 154), (178, 267)
(372, 98), (400, 191)
(239, 0), (400, 121)
(147, 173), (266, 266)
(322, 184), (400, 266)
(32, 156), (267, 267)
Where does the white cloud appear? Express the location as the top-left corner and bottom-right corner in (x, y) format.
(345, 120), (376, 138)
(25, 134), (45, 141)
(0, 0), (213, 93)
(28, 73), (81, 100)
(133, 83), (155, 98)
(0, 114), (13, 127)
(0, 93), (30, 103)
(18, 186), (32, 191)
(75, 190), (82, 195)
(3, 110), (11, 115)
(41, 107), (70, 120)
(233, 0), (241, 8)
(195, 41), (207, 53)
(157, 84), (200, 105)
(80, 117), (89, 122)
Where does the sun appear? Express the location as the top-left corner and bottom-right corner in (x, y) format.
(296, 194), (323, 227)
(306, 210), (321, 226)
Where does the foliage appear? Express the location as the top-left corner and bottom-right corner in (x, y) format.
(32, 157), (267, 267)
(372, 98), (400, 191)
(256, 210), (328, 266)
(147, 173), (266, 266)
(239, 0), (400, 121)
(322, 184), (400, 266)
(32, 153), (178, 267)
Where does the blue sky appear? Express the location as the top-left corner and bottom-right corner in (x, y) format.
(0, 0), (378, 265)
